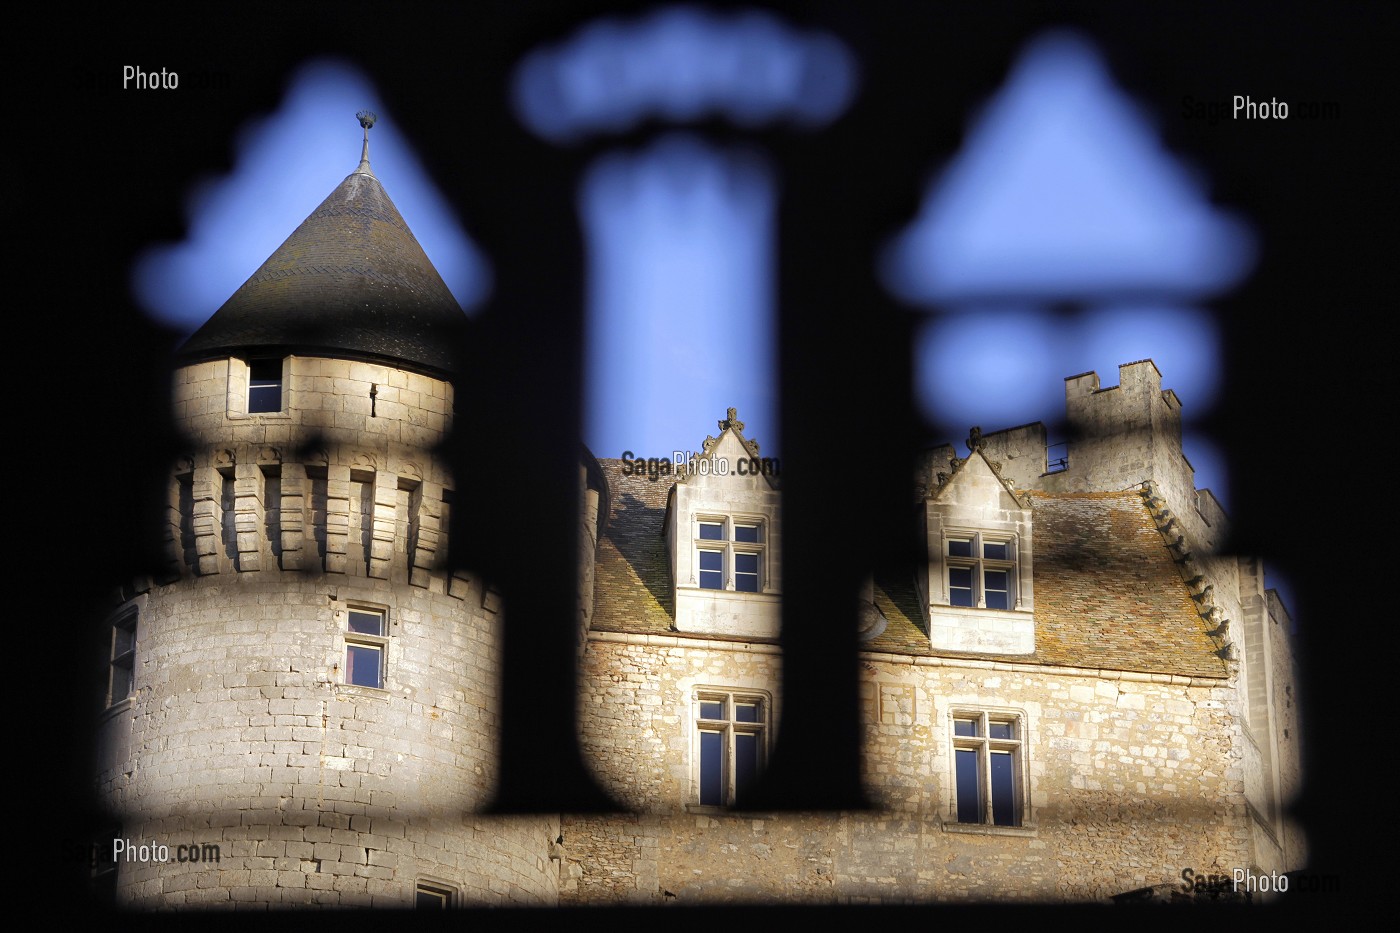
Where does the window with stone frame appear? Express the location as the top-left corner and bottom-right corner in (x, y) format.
(247, 358), (284, 413)
(107, 607), (138, 708)
(695, 516), (765, 593)
(951, 710), (1025, 826)
(694, 689), (768, 807)
(344, 606), (388, 689)
(946, 532), (1017, 610)
(415, 879), (457, 908)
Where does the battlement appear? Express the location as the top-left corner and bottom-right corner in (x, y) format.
(165, 355), (461, 591)
(162, 447), (463, 592)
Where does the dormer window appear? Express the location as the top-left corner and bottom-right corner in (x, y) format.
(248, 359), (283, 413)
(946, 533), (1017, 610)
(695, 517), (764, 593)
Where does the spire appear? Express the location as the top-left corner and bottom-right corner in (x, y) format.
(355, 109), (376, 176)
(180, 113), (467, 376)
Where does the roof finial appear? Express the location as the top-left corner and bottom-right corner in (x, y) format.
(356, 110), (377, 175)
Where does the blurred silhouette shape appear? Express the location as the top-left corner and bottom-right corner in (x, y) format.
(132, 58), (490, 333)
(513, 5), (856, 142)
(884, 31), (1254, 502)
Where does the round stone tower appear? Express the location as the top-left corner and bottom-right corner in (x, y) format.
(95, 115), (559, 908)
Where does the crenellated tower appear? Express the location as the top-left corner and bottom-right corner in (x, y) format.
(95, 115), (560, 908)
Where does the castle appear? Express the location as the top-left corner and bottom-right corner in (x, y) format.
(94, 123), (1303, 908)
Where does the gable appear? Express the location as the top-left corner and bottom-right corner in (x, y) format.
(930, 449), (1031, 514)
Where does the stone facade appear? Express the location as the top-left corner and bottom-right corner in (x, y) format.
(95, 141), (1301, 907)
(563, 632), (1255, 904)
(97, 354), (560, 907)
(566, 361), (1303, 905)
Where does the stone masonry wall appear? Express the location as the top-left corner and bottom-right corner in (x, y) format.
(97, 573), (559, 907)
(93, 354), (560, 907)
(571, 635), (1250, 903)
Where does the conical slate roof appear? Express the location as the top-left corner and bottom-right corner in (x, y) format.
(180, 143), (465, 377)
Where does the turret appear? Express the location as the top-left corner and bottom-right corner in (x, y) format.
(95, 116), (560, 908)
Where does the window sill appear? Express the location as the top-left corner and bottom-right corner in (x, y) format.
(334, 683), (391, 700)
(684, 804), (777, 818)
(943, 821), (1037, 838)
(934, 604), (1032, 614)
(99, 697), (134, 721)
(226, 411), (293, 421)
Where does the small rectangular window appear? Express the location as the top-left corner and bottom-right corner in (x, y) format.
(344, 607), (387, 689)
(415, 881), (456, 909)
(695, 691), (768, 808)
(108, 609), (138, 707)
(694, 517), (767, 593)
(248, 359), (283, 413)
(951, 710), (1025, 827)
(946, 532), (1016, 610)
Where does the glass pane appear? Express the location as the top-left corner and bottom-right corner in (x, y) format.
(948, 538), (973, 557)
(416, 888), (449, 909)
(113, 624), (135, 657)
(989, 720), (1013, 740)
(990, 750), (1016, 825)
(735, 732), (759, 803)
(700, 551), (723, 570)
(700, 570), (724, 589)
(983, 541), (1009, 561)
(955, 748), (982, 823)
(984, 570), (1009, 610)
(699, 730), (723, 806)
(346, 644), (381, 688)
(949, 567), (973, 607)
(249, 360), (282, 381)
(953, 718), (977, 737)
(735, 701), (760, 723)
(734, 524), (760, 543)
(699, 522), (724, 540)
(348, 610), (383, 635)
(111, 663), (133, 702)
(700, 701), (724, 720)
(248, 383), (281, 413)
(734, 553), (759, 592)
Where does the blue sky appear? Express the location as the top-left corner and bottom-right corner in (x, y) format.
(132, 21), (1254, 513)
(132, 59), (491, 327)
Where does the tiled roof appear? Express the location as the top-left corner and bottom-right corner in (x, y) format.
(590, 464), (1224, 677)
(591, 459), (678, 633)
(1025, 491), (1224, 677)
(180, 165), (466, 377)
